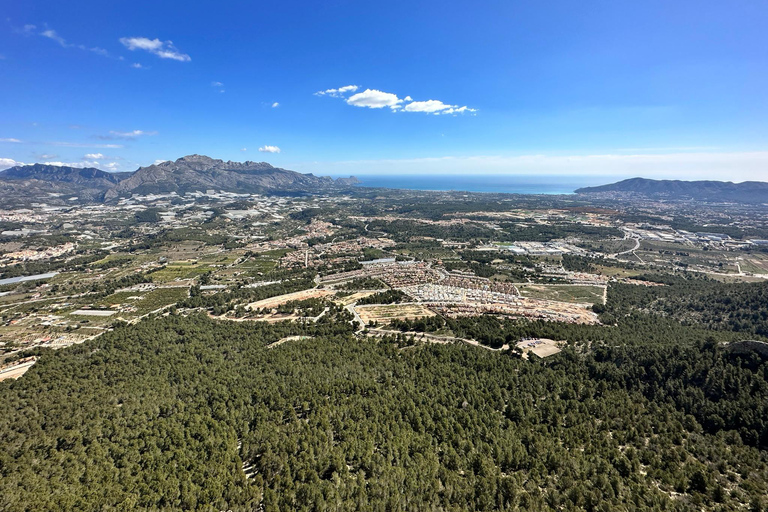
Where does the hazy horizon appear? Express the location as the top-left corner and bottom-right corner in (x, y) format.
(2, 1), (767, 181)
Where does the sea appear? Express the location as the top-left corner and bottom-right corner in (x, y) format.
(341, 174), (623, 195)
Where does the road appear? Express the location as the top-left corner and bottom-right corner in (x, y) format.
(612, 236), (641, 258)
(345, 303), (365, 332)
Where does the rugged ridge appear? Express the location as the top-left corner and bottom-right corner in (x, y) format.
(0, 163), (122, 186)
(103, 155), (357, 200)
(575, 177), (768, 203)
(0, 163), (124, 204)
(0, 156), (360, 205)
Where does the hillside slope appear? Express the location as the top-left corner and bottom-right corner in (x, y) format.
(576, 177), (768, 202)
(104, 155), (357, 199)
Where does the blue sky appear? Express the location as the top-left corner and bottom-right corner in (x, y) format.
(2, 0), (768, 180)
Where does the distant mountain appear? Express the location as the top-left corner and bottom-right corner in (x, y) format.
(0, 156), (359, 205)
(0, 163), (124, 204)
(575, 177), (768, 203)
(103, 155), (358, 200)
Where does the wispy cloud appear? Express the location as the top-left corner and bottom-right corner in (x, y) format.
(315, 85), (359, 97)
(31, 26), (110, 56)
(317, 85), (475, 115)
(240, 148), (247, 152)
(612, 146), (719, 153)
(119, 37), (190, 62)
(259, 145), (281, 153)
(84, 153), (104, 159)
(40, 29), (67, 46)
(50, 141), (125, 149)
(108, 130), (158, 139)
(2, 156), (119, 171)
(2, 138), (126, 149)
(272, 102), (280, 108)
(298, 151), (768, 182)
(211, 81), (225, 93)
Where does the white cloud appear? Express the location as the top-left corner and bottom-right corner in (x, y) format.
(347, 89), (403, 110)
(0, 138), (22, 143)
(240, 148), (247, 152)
(109, 130), (158, 138)
(297, 151), (768, 182)
(84, 153), (104, 160)
(259, 145), (281, 153)
(37, 161), (93, 168)
(119, 37), (191, 62)
(39, 154), (58, 159)
(132, 63), (144, 69)
(0, 158), (23, 170)
(403, 100), (476, 114)
(403, 100), (453, 113)
(153, 159), (169, 165)
(272, 102), (280, 108)
(442, 106), (476, 115)
(212, 81), (223, 87)
(315, 85), (359, 97)
(318, 86), (475, 114)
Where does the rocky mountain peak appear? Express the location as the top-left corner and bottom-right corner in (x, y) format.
(177, 154), (220, 164)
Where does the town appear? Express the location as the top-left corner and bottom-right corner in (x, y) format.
(3, 185), (768, 381)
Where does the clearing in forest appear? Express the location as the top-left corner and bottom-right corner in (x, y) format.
(516, 338), (563, 358)
(356, 304), (436, 324)
(246, 289), (333, 310)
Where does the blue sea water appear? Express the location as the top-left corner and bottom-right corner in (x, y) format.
(344, 174), (622, 195)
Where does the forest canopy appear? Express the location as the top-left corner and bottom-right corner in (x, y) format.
(1, 311), (767, 511)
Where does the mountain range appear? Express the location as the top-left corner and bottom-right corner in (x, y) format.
(0, 155), (359, 205)
(3, 163), (767, 206)
(575, 177), (768, 203)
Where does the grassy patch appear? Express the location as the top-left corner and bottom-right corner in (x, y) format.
(518, 284), (604, 304)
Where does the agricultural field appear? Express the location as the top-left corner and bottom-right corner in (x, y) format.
(149, 262), (216, 282)
(739, 254), (768, 274)
(517, 284), (605, 305)
(94, 287), (189, 317)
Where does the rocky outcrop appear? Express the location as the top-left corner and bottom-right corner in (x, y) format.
(103, 155), (356, 200)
